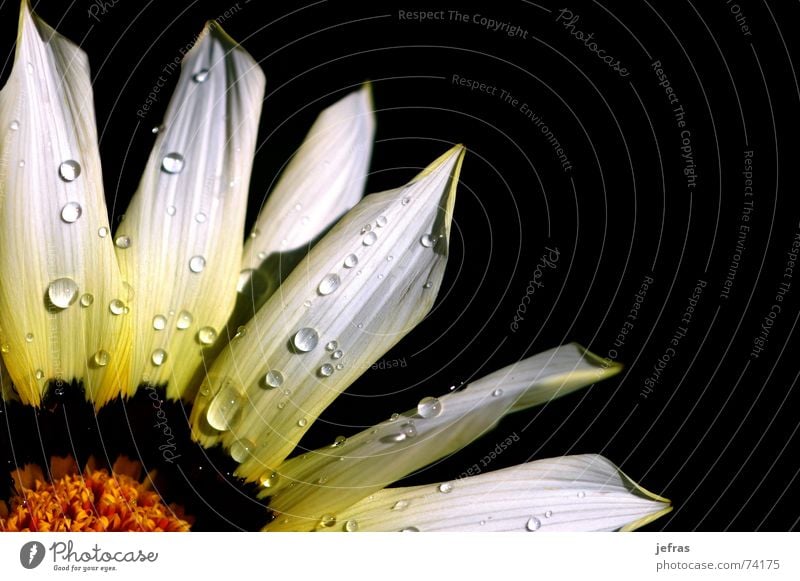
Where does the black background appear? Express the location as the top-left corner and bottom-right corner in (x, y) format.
(1, 0), (799, 531)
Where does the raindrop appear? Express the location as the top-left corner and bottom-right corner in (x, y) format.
(292, 327), (319, 352)
(0, 344), (8, 353)
(197, 326), (217, 345)
(98, 227), (108, 238)
(35, 369), (45, 380)
(331, 350), (343, 360)
(438, 482), (453, 494)
(387, 255), (393, 262)
(257, 251), (267, 260)
(319, 514), (336, 528)
(9, 120), (19, 131)
(48, 278), (79, 309)
(362, 232), (377, 246)
(277, 401), (286, 410)
(492, 388), (503, 397)
(206, 380), (243, 431)
(189, 255), (206, 273)
(264, 370), (284, 388)
(318, 363), (334, 377)
(389, 413), (400, 422)
(161, 152), (185, 174)
(297, 418), (308, 427)
(195, 212), (207, 223)
(331, 435), (346, 448)
(401, 422), (417, 438)
(376, 215), (387, 227)
(526, 516), (541, 532)
(420, 234), (436, 248)
(417, 396), (442, 419)
(93, 349), (110, 367)
(60, 202), (82, 223)
(392, 500), (409, 511)
(260, 471), (279, 488)
(294, 203), (303, 211)
(400, 527), (419, 532)
(544, 510), (553, 519)
(360, 224), (372, 234)
(192, 69), (209, 83)
(108, 299), (126, 315)
(151, 125), (162, 134)
(577, 491), (586, 499)
(80, 293), (94, 307)
(152, 315), (167, 330)
(401, 197), (411, 206)
(343, 254), (358, 268)
(115, 235), (131, 249)
(325, 340), (338, 352)
(166, 205), (177, 216)
(303, 299), (312, 308)
(335, 363), (344, 370)
(151, 348), (167, 366)
(343, 520), (358, 532)
(230, 439), (255, 462)
(423, 282), (433, 289)
(318, 274), (341, 296)
(24, 333), (33, 343)
(176, 310), (193, 330)
(58, 160), (81, 182)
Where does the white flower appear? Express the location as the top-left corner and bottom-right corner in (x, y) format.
(0, 1), (670, 532)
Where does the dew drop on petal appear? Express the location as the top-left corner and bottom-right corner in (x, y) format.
(492, 388), (503, 397)
(166, 205), (177, 216)
(151, 348), (167, 366)
(318, 364), (334, 377)
(438, 482), (453, 494)
(400, 527), (419, 532)
(303, 299), (312, 308)
(417, 396), (442, 419)
(24, 333), (33, 343)
(108, 299), (126, 315)
(292, 327), (318, 352)
(376, 215), (388, 227)
(318, 274), (341, 296)
(260, 471), (280, 489)
(331, 350), (343, 360)
(9, 120), (19, 131)
(360, 224), (372, 234)
(60, 202), (82, 223)
(420, 234), (435, 248)
(35, 369), (44, 380)
(392, 500), (409, 511)
(297, 418), (308, 427)
(545, 510), (553, 519)
(192, 69), (209, 83)
(343, 520), (358, 532)
(80, 293), (94, 307)
(230, 438), (255, 462)
(401, 422), (417, 438)
(195, 212), (207, 223)
(206, 380), (243, 431)
(58, 160), (81, 182)
(335, 363), (344, 370)
(362, 231), (377, 246)
(93, 349), (110, 367)
(48, 278), (79, 309)
(176, 310), (193, 330)
(577, 491), (586, 499)
(423, 282), (433, 289)
(264, 370), (284, 388)
(189, 255), (206, 273)
(161, 152), (185, 174)
(98, 227), (108, 238)
(319, 514), (336, 528)
(331, 435), (346, 448)
(115, 235), (131, 249)
(343, 254), (358, 268)
(197, 326), (217, 345)
(325, 341), (338, 352)
(526, 516), (541, 532)
(152, 315), (167, 330)
(401, 197), (411, 206)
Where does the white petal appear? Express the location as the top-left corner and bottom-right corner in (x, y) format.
(114, 22), (265, 400)
(234, 85), (374, 321)
(0, 2), (132, 407)
(190, 145), (465, 477)
(262, 344), (622, 531)
(306, 455), (671, 532)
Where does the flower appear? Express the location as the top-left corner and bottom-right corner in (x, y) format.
(0, 1), (671, 532)
(0, 456), (191, 532)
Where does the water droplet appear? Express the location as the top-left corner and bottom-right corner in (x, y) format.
(438, 482), (453, 494)
(492, 388), (503, 397)
(387, 255), (393, 262)
(58, 160), (81, 182)
(47, 278), (79, 309)
(377, 274), (384, 280)
(376, 215), (387, 227)
(343, 254), (358, 268)
(151, 348), (167, 366)
(260, 471), (279, 488)
(149, 315), (166, 331)
(115, 235), (131, 249)
(35, 369), (44, 380)
(319, 514), (336, 528)
(1, 344), (9, 353)
(9, 120), (19, 131)
(544, 510), (553, 518)
(423, 282), (433, 289)
(24, 333), (33, 343)
(343, 519), (358, 532)
(325, 340), (338, 352)
(188, 255), (206, 273)
(257, 251), (267, 260)
(392, 500), (409, 511)
(195, 212), (207, 223)
(480, 520), (486, 526)
(362, 232), (377, 246)
(420, 234), (436, 248)
(264, 370), (284, 388)
(166, 205), (177, 216)
(151, 125), (162, 134)
(93, 349), (110, 367)
(526, 516), (541, 531)
(401, 422), (417, 438)
(417, 396), (442, 419)
(292, 327), (319, 352)
(173, 310), (192, 330)
(360, 224), (372, 234)
(295, 417), (308, 428)
(335, 363), (344, 370)
(206, 380), (243, 431)
(60, 202), (82, 223)
(192, 69), (209, 83)
(389, 413), (399, 422)
(331, 435), (346, 448)
(197, 326), (217, 345)
(319, 363), (334, 377)
(331, 350), (343, 360)
(80, 293), (94, 307)
(318, 273), (341, 296)
(577, 491), (586, 499)
(108, 299), (126, 315)
(400, 527), (419, 532)
(303, 299), (312, 308)
(357, 323), (363, 329)
(277, 401), (286, 410)
(98, 227), (108, 238)
(161, 152), (185, 174)
(230, 438), (255, 462)
(401, 197), (411, 206)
